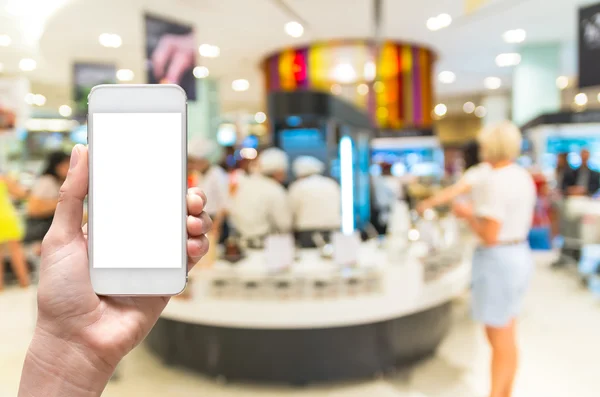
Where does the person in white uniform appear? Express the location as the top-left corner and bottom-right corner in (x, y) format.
(228, 148), (292, 246)
(453, 121), (536, 397)
(188, 138), (229, 237)
(288, 156), (341, 247)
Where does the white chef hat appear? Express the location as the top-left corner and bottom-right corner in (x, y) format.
(187, 137), (216, 160)
(293, 156), (325, 177)
(258, 147), (289, 174)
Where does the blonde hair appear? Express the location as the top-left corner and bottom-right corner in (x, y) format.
(477, 121), (523, 163)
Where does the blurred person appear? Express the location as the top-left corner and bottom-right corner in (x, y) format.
(554, 152), (569, 194)
(453, 122), (536, 397)
(187, 138), (228, 238)
(228, 147), (292, 245)
(417, 140), (490, 214)
(371, 168), (397, 235)
(17, 145), (211, 396)
(289, 156), (341, 247)
(0, 169), (30, 290)
(563, 148), (600, 196)
(23, 151), (71, 249)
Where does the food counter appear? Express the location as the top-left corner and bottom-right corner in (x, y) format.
(147, 239), (473, 384)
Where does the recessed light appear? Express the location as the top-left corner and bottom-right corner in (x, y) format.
(99, 33), (122, 48)
(232, 79), (250, 92)
(373, 81), (385, 93)
(426, 13), (452, 31)
(116, 69), (134, 81)
(193, 66), (209, 79)
(255, 112), (267, 124)
(495, 53), (521, 67)
(330, 84), (342, 95)
(284, 21), (304, 38)
(363, 62), (376, 81)
(33, 94), (46, 106)
(574, 93), (588, 106)
(59, 105), (72, 118)
(199, 44), (220, 58)
(438, 71), (456, 84)
(502, 29), (526, 43)
(463, 102), (475, 114)
(0, 34), (11, 46)
(556, 76), (569, 90)
(434, 103), (447, 117)
(475, 106), (487, 118)
(19, 58), (36, 71)
(357, 83), (369, 95)
(484, 77), (501, 90)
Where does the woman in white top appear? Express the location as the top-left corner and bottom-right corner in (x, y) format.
(288, 156), (340, 247)
(453, 122), (536, 397)
(417, 141), (491, 214)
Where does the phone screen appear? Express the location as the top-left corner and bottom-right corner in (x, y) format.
(91, 113), (184, 269)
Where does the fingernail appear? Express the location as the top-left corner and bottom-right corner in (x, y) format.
(70, 145), (80, 169)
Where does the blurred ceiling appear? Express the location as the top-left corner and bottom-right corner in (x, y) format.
(0, 0), (597, 112)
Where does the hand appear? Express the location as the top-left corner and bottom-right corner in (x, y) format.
(416, 200), (431, 215)
(452, 201), (474, 219)
(19, 145), (211, 396)
(151, 32), (195, 85)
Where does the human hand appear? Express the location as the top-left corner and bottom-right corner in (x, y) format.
(19, 145), (211, 396)
(452, 201), (474, 219)
(151, 32), (195, 84)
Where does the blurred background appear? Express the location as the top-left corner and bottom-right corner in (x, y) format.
(2, 0), (600, 396)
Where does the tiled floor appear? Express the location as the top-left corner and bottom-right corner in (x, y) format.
(1, 252), (599, 396)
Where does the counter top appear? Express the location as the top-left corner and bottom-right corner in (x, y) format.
(161, 241), (473, 329)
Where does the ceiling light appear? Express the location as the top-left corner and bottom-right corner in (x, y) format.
(374, 81), (385, 93)
(59, 105), (72, 118)
(434, 103), (447, 117)
(438, 71), (456, 84)
(198, 44), (220, 58)
(484, 77), (501, 90)
(475, 106), (487, 118)
(99, 33), (122, 48)
(24, 93), (35, 105)
(357, 83), (369, 95)
(116, 69), (134, 81)
(331, 84), (342, 95)
(193, 66), (209, 79)
(574, 93), (588, 106)
(556, 76), (569, 90)
(333, 63), (357, 83)
(232, 79), (250, 92)
(19, 58), (36, 71)
(495, 53), (521, 67)
(33, 94), (46, 106)
(463, 102), (475, 114)
(0, 34), (11, 46)
(364, 62), (376, 81)
(426, 13), (452, 31)
(502, 29), (526, 43)
(254, 111), (267, 124)
(284, 21), (304, 38)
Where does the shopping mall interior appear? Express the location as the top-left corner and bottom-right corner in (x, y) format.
(2, 0), (600, 396)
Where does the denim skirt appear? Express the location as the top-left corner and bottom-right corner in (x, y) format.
(471, 243), (534, 327)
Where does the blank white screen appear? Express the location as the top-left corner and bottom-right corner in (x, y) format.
(92, 113), (183, 268)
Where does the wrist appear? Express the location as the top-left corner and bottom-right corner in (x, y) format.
(19, 328), (115, 397)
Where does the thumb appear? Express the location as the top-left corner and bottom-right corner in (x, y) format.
(46, 145), (88, 244)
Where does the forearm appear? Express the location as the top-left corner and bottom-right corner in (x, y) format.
(19, 329), (115, 397)
(464, 214), (498, 246)
(425, 182), (470, 209)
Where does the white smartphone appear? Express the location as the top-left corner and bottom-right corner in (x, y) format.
(88, 84), (187, 296)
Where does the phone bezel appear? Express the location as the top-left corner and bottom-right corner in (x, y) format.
(88, 84), (188, 296)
